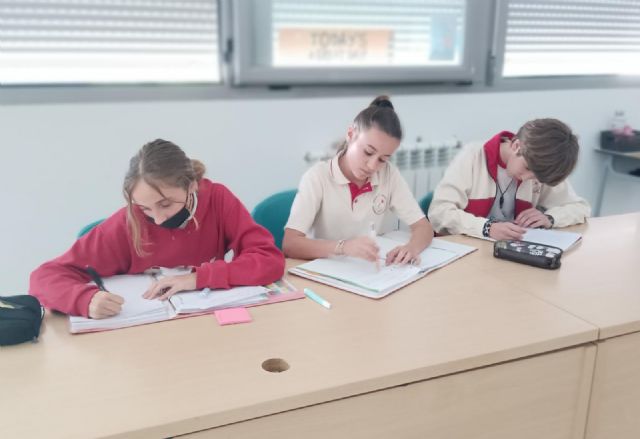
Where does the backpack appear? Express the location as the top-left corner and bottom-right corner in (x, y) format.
(0, 295), (44, 346)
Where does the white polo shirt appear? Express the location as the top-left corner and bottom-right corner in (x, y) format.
(286, 157), (425, 240)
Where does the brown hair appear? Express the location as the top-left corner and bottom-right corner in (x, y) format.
(338, 95), (403, 155)
(123, 139), (206, 255)
(515, 118), (579, 186)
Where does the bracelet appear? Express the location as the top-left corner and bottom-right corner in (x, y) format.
(545, 214), (555, 228)
(482, 219), (495, 238)
(334, 239), (346, 256)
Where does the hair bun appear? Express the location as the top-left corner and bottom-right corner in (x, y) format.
(370, 95), (394, 110)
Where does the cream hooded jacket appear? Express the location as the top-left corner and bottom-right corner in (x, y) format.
(428, 131), (591, 238)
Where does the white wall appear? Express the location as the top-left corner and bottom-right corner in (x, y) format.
(2, 87), (639, 292)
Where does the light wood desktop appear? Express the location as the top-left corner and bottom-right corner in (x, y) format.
(2, 214), (638, 438)
(444, 212), (640, 439)
(512, 213), (640, 439)
(450, 213), (640, 340)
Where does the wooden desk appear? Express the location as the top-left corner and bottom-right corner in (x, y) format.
(528, 213), (640, 439)
(459, 213), (640, 340)
(447, 213), (640, 439)
(0, 251), (597, 438)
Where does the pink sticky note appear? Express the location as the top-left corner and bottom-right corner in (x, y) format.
(214, 307), (252, 325)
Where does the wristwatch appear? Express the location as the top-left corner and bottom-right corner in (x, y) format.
(335, 239), (346, 256)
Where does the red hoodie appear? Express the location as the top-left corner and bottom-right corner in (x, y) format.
(29, 179), (285, 317)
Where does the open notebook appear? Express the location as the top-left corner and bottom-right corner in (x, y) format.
(69, 270), (304, 333)
(521, 228), (582, 251)
(289, 233), (476, 299)
(478, 228), (582, 252)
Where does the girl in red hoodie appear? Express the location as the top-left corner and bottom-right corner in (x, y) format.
(30, 139), (285, 319)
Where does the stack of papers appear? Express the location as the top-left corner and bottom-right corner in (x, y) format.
(170, 286), (269, 314)
(289, 234), (476, 299)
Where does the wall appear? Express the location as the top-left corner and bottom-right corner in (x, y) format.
(2, 87), (639, 292)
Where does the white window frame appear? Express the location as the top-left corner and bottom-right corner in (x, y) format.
(3, 0), (640, 105)
(229, 0), (493, 86)
(489, 0), (640, 89)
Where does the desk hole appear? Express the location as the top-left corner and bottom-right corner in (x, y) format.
(262, 358), (290, 373)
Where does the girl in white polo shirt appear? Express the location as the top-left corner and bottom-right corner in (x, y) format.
(283, 96), (433, 265)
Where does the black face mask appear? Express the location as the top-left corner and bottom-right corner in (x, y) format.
(158, 192), (196, 229)
(159, 206), (191, 229)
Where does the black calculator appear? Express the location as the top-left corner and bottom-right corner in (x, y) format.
(493, 240), (563, 269)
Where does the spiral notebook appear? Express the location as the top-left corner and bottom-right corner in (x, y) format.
(69, 270), (304, 333)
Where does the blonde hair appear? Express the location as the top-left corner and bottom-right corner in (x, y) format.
(516, 119), (579, 186)
(123, 139), (206, 255)
(338, 95), (403, 156)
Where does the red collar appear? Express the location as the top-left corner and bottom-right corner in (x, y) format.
(483, 131), (514, 181)
(348, 181), (372, 204)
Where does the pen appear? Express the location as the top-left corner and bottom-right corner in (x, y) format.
(86, 266), (109, 292)
(369, 221), (377, 239)
(369, 222), (380, 271)
(199, 257), (217, 296)
(304, 288), (331, 309)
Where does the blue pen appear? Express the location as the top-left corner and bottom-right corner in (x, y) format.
(303, 288), (331, 309)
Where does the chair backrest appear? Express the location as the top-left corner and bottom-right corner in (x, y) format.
(251, 190), (297, 250)
(419, 191), (434, 217)
(77, 219), (105, 239)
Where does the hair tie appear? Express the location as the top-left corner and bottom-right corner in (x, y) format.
(374, 99), (394, 110)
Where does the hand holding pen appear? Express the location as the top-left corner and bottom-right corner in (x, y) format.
(86, 266), (124, 319)
(341, 236), (380, 264)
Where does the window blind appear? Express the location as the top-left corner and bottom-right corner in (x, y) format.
(502, 0), (640, 77)
(0, 0), (220, 84)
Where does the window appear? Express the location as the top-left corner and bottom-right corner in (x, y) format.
(0, 0), (221, 85)
(232, 0), (487, 85)
(499, 0), (640, 77)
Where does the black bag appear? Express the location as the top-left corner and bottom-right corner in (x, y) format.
(0, 295), (44, 346)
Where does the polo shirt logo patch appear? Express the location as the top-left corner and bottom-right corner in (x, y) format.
(372, 194), (388, 215)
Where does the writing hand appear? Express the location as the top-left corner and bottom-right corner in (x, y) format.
(343, 236), (380, 263)
(88, 290), (124, 319)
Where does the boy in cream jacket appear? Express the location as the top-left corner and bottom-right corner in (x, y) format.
(429, 118), (590, 240)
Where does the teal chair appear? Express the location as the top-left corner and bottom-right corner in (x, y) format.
(251, 190), (297, 250)
(77, 219), (105, 239)
(419, 191), (434, 217)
